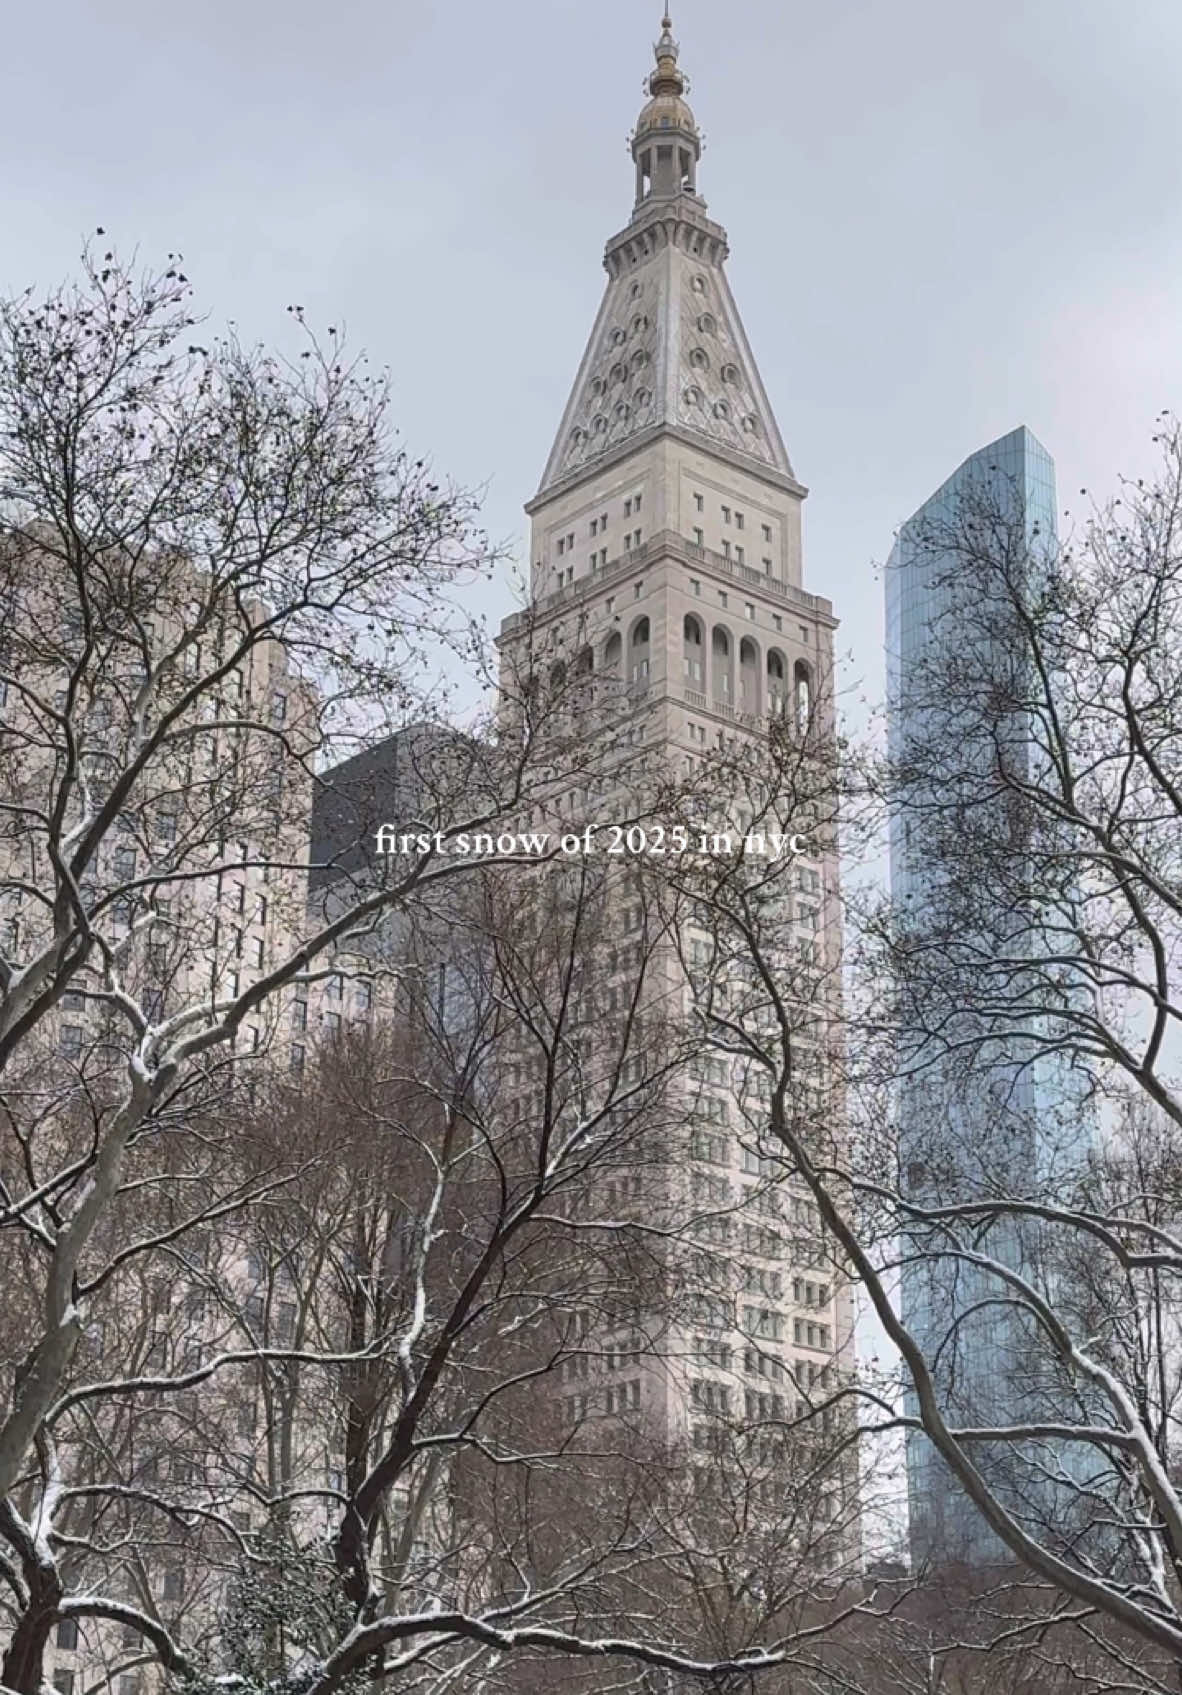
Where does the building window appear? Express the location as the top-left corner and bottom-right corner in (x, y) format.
(745, 602), (755, 621)
(56, 1619), (79, 1651)
(735, 545), (745, 565)
(694, 492), (704, 511)
(735, 512), (745, 530)
(59, 1024), (84, 1059)
(289, 1043), (305, 1076)
(690, 578), (701, 596)
(722, 540), (731, 560)
(557, 537), (565, 556)
(590, 518), (598, 536)
(53, 1674), (75, 1695)
(722, 506), (731, 525)
(693, 527), (704, 547)
(624, 498), (633, 517)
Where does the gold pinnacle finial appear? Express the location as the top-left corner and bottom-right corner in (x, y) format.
(651, 10), (684, 96)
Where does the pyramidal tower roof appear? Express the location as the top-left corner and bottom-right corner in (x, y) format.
(535, 12), (796, 504)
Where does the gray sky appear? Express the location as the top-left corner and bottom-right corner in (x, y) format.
(4, 0), (1181, 720)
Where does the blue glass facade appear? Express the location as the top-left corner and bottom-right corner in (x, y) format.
(886, 427), (1091, 1568)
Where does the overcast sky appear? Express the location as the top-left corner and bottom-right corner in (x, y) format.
(3, 0), (1181, 721)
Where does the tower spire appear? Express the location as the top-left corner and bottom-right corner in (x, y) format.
(631, 8), (700, 206)
(651, 12), (684, 97)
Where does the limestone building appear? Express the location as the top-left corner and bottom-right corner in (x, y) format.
(498, 13), (857, 1550)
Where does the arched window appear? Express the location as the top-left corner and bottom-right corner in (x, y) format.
(630, 617), (651, 686)
(711, 625), (733, 704)
(794, 660), (812, 730)
(573, 645), (594, 709)
(767, 649), (786, 717)
(739, 636), (760, 715)
(683, 614), (704, 685)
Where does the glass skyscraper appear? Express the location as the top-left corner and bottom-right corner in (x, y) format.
(886, 426), (1093, 1568)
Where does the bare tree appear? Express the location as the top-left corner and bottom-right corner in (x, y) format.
(0, 249), (872, 1694)
(682, 421), (1182, 1683)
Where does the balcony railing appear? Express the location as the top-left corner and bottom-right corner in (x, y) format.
(500, 530), (833, 635)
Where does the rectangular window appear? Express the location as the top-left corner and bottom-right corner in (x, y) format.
(735, 511), (745, 530)
(56, 1619), (79, 1650)
(722, 540), (731, 560)
(693, 527), (704, 547)
(59, 1024), (84, 1059)
(624, 498), (633, 517)
(745, 602), (755, 620)
(289, 1043), (305, 1076)
(690, 578), (701, 596)
(623, 532), (632, 550)
(772, 614), (782, 631)
(722, 506), (731, 524)
(762, 523), (773, 542)
(590, 518), (598, 536)
(694, 492), (704, 511)
(557, 537), (565, 556)
(270, 691), (287, 725)
(252, 936), (264, 968)
(735, 545), (745, 565)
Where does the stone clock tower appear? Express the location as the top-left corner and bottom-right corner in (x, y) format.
(498, 13), (854, 1551)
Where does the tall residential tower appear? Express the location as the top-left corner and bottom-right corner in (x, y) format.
(887, 427), (1093, 1569)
